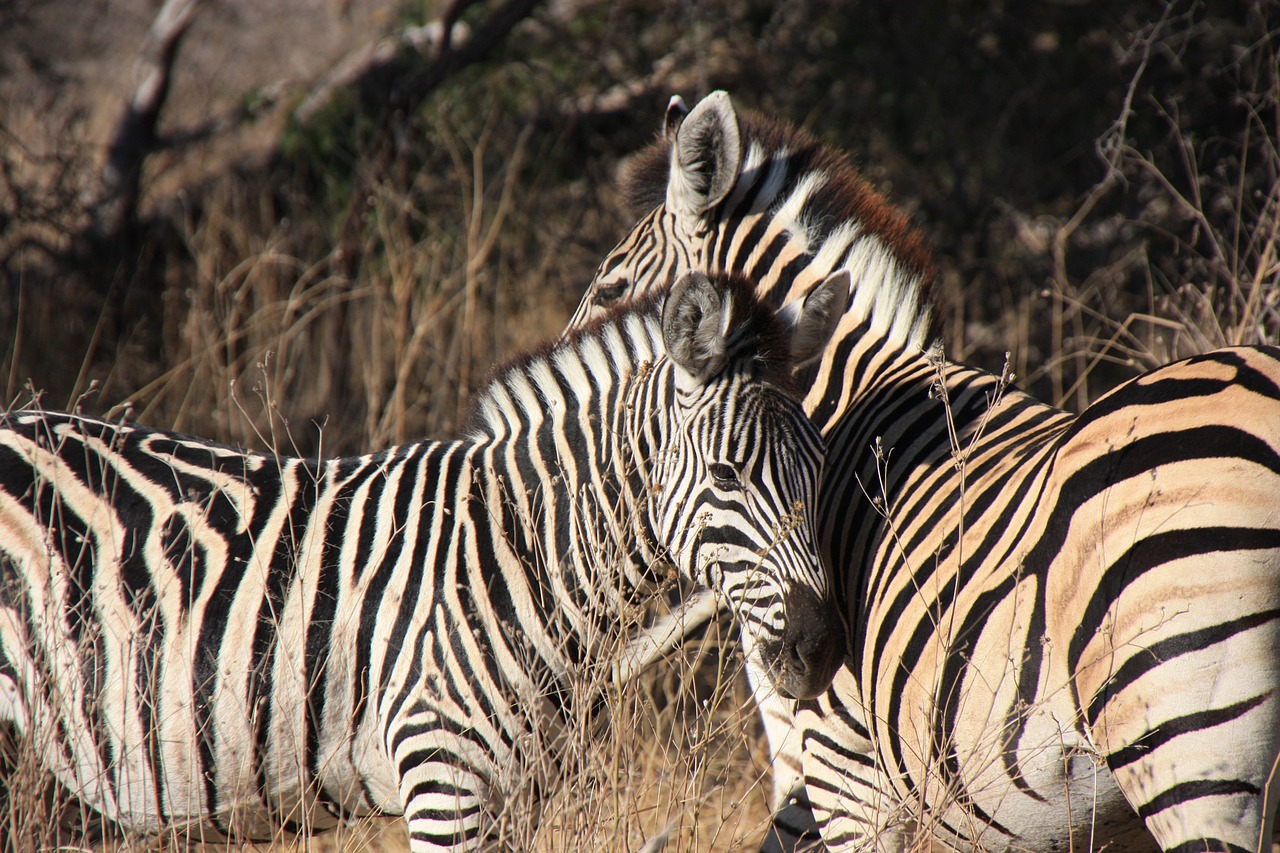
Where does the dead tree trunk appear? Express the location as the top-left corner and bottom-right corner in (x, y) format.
(88, 0), (201, 242)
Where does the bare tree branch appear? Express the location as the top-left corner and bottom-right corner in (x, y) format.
(89, 0), (201, 240)
(294, 22), (467, 125)
(399, 0), (541, 111)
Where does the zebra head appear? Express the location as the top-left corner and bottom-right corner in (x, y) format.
(640, 270), (846, 700)
(564, 93), (726, 329)
(566, 89), (934, 352)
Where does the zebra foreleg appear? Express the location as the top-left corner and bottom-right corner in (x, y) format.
(759, 784), (825, 852)
(744, 658), (824, 852)
(397, 748), (501, 853)
(800, 734), (909, 852)
(794, 668), (909, 853)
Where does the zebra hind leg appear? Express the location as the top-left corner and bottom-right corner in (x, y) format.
(399, 756), (502, 853)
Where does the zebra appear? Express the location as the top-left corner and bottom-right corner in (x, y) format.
(0, 270), (848, 852)
(566, 90), (1280, 853)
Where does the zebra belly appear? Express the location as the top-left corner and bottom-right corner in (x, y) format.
(803, 670), (1154, 852)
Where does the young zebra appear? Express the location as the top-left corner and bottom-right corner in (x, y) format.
(567, 92), (1280, 853)
(0, 271), (846, 852)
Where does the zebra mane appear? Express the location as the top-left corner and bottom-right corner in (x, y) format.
(465, 274), (799, 437)
(624, 101), (939, 350)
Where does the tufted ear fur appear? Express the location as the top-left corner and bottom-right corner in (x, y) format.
(777, 271), (850, 369)
(666, 90), (742, 221)
(662, 272), (733, 383)
(663, 94), (689, 139)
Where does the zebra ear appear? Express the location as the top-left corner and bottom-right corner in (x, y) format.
(777, 271), (850, 370)
(666, 90), (742, 220)
(663, 94), (689, 140)
(662, 271), (733, 383)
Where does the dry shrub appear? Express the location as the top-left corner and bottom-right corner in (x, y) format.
(957, 3), (1280, 410)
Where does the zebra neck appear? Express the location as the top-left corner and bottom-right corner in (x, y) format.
(467, 410), (665, 665)
(821, 338), (1059, 496)
(816, 341), (1072, 643)
(713, 168), (933, 354)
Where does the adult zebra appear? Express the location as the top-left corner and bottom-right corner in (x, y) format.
(567, 91), (1280, 853)
(0, 271), (846, 852)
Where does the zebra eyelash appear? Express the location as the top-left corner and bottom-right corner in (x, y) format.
(708, 462), (740, 488)
(593, 280), (629, 305)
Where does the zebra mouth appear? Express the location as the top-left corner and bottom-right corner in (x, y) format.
(762, 635), (843, 700)
(759, 651), (805, 701)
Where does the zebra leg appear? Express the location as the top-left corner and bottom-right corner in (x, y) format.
(397, 745), (499, 853)
(746, 658), (823, 853)
(1103, 654), (1280, 852)
(794, 667), (909, 853)
(388, 703), (506, 853)
(760, 785), (825, 853)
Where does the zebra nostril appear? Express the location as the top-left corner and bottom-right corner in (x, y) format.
(783, 625), (839, 686)
(770, 588), (845, 699)
(788, 631), (820, 675)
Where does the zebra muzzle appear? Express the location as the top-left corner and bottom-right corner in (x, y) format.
(760, 587), (845, 700)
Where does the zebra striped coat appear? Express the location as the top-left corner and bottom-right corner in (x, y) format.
(566, 92), (1280, 853)
(0, 271), (846, 852)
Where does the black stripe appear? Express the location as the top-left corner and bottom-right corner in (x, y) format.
(1135, 778), (1260, 820)
(1086, 608), (1280, 726)
(249, 459), (320, 817)
(1163, 840), (1254, 853)
(1068, 526), (1280, 679)
(1107, 691), (1273, 771)
(351, 444), (417, 731)
(303, 459), (378, 816)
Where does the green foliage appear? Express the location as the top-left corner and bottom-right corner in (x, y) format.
(278, 88), (372, 221)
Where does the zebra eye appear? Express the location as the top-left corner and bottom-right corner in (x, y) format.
(709, 462), (740, 489)
(593, 280), (629, 306)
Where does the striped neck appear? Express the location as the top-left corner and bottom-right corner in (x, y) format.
(809, 337), (1073, 646)
(466, 313), (670, 622)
